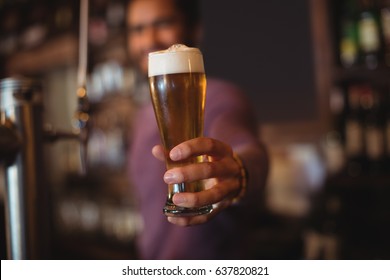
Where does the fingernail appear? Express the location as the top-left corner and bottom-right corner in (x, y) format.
(170, 148), (180, 161)
(173, 194), (186, 205)
(164, 171), (178, 184)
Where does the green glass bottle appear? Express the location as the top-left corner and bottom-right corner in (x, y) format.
(340, 0), (360, 68)
(357, 0), (383, 69)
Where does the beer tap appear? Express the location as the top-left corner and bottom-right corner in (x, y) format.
(44, 0), (90, 173)
(0, 78), (46, 259)
(0, 111), (21, 167)
(74, 0), (90, 174)
(74, 85), (90, 175)
(0, 81), (91, 260)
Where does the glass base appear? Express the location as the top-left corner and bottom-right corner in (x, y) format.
(163, 203), (213, 217)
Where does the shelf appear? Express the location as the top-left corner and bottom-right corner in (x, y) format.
(333, 66), (390, 86)
(321, 173), (390, 228)
(325, 173), (390, 190)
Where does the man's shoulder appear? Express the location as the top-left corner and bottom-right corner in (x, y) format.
(206, 77), (248, 104)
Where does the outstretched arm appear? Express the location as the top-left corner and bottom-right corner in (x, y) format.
(152, 135), (268, 226)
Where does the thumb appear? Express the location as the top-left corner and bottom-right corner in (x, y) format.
(152, 145), (166, 162)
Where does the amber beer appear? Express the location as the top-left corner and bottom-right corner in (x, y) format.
(148, 44), (212, 216)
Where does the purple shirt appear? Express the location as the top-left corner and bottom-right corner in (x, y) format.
(129, 78), (265, 259)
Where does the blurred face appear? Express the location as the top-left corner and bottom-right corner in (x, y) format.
(127, 0), (188, 75)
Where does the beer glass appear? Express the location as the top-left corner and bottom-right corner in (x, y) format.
(148, 44), (212, 216)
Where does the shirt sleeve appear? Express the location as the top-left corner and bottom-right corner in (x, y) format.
(204, 78), (269, 211)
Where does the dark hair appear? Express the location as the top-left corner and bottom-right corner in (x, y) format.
(174, 0), (201, 30)
(127, 0), (201, 29)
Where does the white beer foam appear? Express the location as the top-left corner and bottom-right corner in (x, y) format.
(148, 44), (205, 77)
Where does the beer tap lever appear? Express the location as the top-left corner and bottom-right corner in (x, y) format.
(74, 85), (90, 175)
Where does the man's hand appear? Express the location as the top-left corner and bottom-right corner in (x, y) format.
(152, 137), (243, 226)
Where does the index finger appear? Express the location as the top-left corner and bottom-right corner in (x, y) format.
(169, 137), (232, 161)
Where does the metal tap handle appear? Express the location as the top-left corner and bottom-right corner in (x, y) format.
(0, 115), (21, 167)
(74, 86), (90, 175)
(1, 77), (46, 259)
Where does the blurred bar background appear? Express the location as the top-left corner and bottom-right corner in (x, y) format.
(0, 0), (389, 259)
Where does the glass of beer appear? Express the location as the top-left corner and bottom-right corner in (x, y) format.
(148, 44), (212, 216)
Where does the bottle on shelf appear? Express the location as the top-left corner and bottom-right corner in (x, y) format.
(323, 85), (347, 175)
(50, 0), (77, 37)
(384, 85), (390, 172)
(329, 85), (347, 141)
(361, 83), (386, 175)
(18, 0), (49, 50)
(344, 83), (366, 176)
(357, 0), (383, 69)
(0, 6), (21, 56)
(380, 0), (390, 67)
(339, 0), (360, 68)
